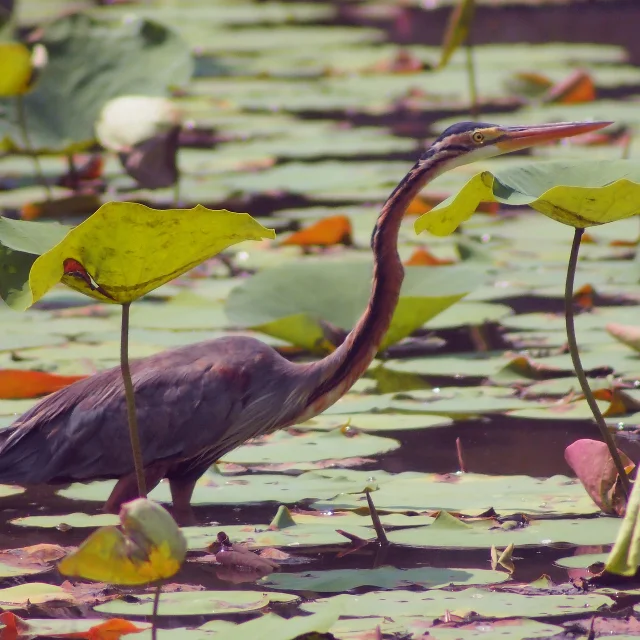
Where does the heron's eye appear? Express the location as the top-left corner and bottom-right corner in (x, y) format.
(472, 132), (485, 144)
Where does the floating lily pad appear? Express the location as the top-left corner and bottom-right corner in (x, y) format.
(223, 429), (399, 465)
(184, 520), (376, 551)
(94, 590), (298, 616)
(302, 587), (612, 619)
(330, 616), (563, 640)
(554, 553), (609, 569)
(10, 513), (119, 529)
(299, 413), (454, 432)
(386, 515), (620, 549)
(58, 468), (393, 507)
(261, 565), (508, 593)
(312, 473), (602, 517)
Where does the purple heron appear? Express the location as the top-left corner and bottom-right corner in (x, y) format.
(0, 121), (609, 522)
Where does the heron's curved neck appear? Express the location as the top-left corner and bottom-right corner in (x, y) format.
(301, 156), (444, 415)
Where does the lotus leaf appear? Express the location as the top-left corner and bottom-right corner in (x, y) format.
(94, 590), (298, 616)
(302, 587), (612, 618)
(25, 203), (275, 309)
(416, 160), (640, 236)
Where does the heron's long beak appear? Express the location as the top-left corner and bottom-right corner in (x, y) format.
(497, 121), (613, 151)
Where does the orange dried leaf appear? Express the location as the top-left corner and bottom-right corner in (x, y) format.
(0, 612), (145, 640)
(404, 247), (454, 266)
(281, 215), (352, 247)
(0, 370), (87, 399)
(545, 70), (595, 104)
(573, 283), (595, 311)
(77, 618), (143, 640)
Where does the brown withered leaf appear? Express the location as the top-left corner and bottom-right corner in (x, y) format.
(565, 439), (633, 515)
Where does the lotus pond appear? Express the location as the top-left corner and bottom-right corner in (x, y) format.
(2, 0), (640, 638)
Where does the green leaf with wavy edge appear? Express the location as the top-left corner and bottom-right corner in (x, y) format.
(23, 202), (275, 310)
(226, 261), (485, 351)
(415, 160), (640, 236)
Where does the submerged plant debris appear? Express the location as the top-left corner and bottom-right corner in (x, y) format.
(2, 0), (640, 638)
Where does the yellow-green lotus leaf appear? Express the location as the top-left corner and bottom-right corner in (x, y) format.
(416, 160), (640, 236)
(58, 498), (186, 585)
(0, 43), (32, 96)
(25, 202), (275, 309)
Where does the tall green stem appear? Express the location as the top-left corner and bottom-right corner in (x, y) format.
(565, 227), (630, 498)
(465, 43), (479, 120)
(120, 302), (147, 498)
(16, 95), (52, 200)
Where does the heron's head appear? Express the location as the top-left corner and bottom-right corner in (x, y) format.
(423, 120), (612, 175)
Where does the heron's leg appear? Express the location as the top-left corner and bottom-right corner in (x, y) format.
(167, 477), (198, 526)
(104, 463), (168, 514)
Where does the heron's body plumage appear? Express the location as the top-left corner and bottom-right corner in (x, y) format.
(0, 337), (313, 484)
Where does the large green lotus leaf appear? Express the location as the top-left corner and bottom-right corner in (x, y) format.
(330, 617), (562, 640)
(0, 13), (193, 153)
(222, 428), (399, 465)
(416, 161), (640, 236)
(312, 473), (600, 516)
(24, 203), (275, 310)
(0, 218), (71, 309)
(94, 590), (297, 617)
(298, 413), (454, 432)
(261, 566), (508, 593)
(226, 261), (484, 350)
(58, 468), (393, 507)
(302, 587), (612, 619)
(184, 521), (376, 551)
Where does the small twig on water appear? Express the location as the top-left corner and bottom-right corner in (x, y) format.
(565, 227), (630, 498)
(456, 437), (467, 473)
(365, 488), (388, 546)
(151, 583), (161, 640)
(16, 95), (52, 200)
(120, 302), (147, 498)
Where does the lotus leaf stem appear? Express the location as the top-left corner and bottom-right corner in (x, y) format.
(151, 584), (161, 640)
(565, 227), (630, 498)
(120, 302), (147, 498)
(465, 44), (479, 119)
(16, 95), (52, 200)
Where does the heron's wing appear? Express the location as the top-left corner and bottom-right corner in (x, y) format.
(0, 341), (272, 483)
